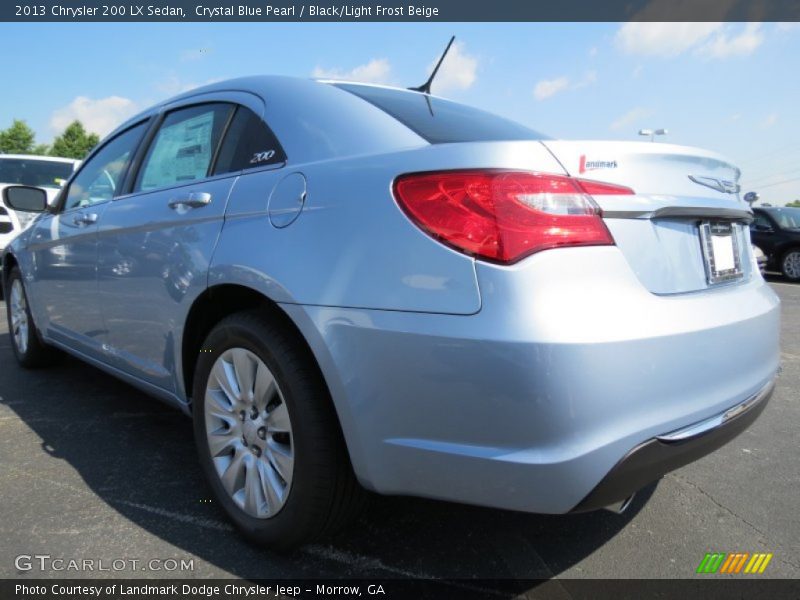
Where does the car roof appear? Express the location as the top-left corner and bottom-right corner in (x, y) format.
(167, 76), (428, 108)
(112, 75), (346, 131)
(315, 78), (452, 100)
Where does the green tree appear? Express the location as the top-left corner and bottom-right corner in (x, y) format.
(786, 200), (800, 208)
(49, 121), (99, 159)
(0, 119), (37, 154)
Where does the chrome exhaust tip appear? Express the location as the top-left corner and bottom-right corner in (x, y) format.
(603, 494), (635, 514)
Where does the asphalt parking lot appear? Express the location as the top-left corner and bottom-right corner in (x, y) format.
(0, 278), (798, 588)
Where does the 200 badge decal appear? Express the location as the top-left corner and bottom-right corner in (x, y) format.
(251, 150), (276, 164)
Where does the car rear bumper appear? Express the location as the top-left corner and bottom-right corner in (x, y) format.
(282, 246), (781, 514)
(571, 378), (774, 512)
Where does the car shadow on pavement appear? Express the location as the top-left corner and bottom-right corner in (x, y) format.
(0, 332), (655, 587)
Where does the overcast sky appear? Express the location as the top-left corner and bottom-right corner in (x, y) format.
(1, 22), (798, 204)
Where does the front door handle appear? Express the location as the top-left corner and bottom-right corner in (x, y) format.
(73, 213), (98, 226)
(168, 192), (212, 211)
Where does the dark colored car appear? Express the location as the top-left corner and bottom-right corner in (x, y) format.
(750, 206), (800, 281)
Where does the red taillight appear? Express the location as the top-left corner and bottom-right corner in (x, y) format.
(393, 170), (632, 264)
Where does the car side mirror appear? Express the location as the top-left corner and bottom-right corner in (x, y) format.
(755, 224), (774, 233)
(3, 185), (47, 213)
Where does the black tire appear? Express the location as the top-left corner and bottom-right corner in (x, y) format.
(192, 309), (364, 549)
(5, 267), (58, 368)
(780, 248), (800, 282)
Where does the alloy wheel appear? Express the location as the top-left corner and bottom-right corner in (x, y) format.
(10, 279), (29, 355)
(204, 348), (294, 518)
(783, 251), (800, 280)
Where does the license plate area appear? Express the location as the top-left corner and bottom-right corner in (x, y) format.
(699, 221), (744, 284)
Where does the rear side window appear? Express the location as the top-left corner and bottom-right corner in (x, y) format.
(135, 103), (232, 192)
(213, 107), (286, 174)
(770, 208), (800, 230)
(334, 83), (548, 144)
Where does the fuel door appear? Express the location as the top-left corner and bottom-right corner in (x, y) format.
(268, 172), (306, 228)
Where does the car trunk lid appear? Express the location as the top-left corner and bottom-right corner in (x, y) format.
(541, 140), (753, 294)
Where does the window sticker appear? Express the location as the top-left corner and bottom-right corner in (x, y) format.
(140, 111), (216, 190)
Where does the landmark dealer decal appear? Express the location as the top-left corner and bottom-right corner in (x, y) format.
(579, 154), (618, 174)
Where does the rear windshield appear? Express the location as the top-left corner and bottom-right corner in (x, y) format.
(334, 83), (548, 144)
(0, 158), (74, 189)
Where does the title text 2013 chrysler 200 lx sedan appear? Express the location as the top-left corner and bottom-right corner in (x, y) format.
(2, 77), (780, 548)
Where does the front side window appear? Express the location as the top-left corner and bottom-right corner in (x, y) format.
(135, 104), (232, 193)
(213, 106), (286, 174)
(751, 213), (772, 231)
(63, 122), (147, 211)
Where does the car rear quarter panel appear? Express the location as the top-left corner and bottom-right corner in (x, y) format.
(209, 141), (566, 314)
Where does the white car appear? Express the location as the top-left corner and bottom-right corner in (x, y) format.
(0, 154), (79, 252)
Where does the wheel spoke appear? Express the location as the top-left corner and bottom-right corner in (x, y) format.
(207, 430), (238, 457)
(10, 282), (21, 307)
(208, 388), (235, 413)
(219, 448), (246, 495)
(266, 439), (293, 486)
(258, 458), (284, 511)
(231, 348), (256, 399)
(243, 458), (263, 516)
(253, 361), (277, 410)
(213, 360), (239, 405)
(207, 408), (237, 425)
(266, 402), (290, 433)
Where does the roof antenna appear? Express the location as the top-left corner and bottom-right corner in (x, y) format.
(409, 36), (455, 95)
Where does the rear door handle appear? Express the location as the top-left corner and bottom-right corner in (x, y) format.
(73, 213), (98, 226)
(168, 192), (212, 210)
